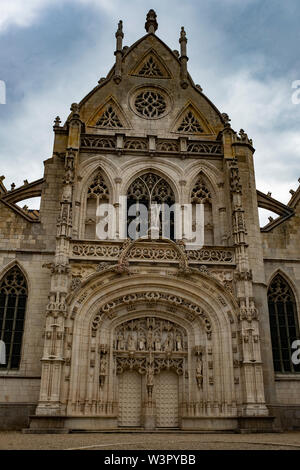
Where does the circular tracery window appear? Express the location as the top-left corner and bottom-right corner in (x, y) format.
(134, 90), (167, 118)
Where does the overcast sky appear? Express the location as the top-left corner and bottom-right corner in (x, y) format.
(0, 0), (299, 219)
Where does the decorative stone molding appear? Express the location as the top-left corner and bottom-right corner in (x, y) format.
(80, 134), (223, 157)
(91, 291), (212, 337)
(70, 240), (235, 265)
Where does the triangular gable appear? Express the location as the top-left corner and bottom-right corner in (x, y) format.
(130, 49), (171, 79)
(172, 102), (215, 135)
(87, 96), (131, 128)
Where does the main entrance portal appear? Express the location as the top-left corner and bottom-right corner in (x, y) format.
(118, 369), (179, 428)
(115, 316), (185, 428)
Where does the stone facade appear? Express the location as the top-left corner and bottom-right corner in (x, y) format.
(0, 10), (299, 432)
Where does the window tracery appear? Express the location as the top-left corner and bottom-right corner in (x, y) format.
(138, 56), (163, 77)
(127, 173), (175, 240)
(268, 274), (300, 373)
(0, 267), (27, 369)
(134, 91), (166, 118)
(177, 111), (203, 133)
(96, 106), (123, 128)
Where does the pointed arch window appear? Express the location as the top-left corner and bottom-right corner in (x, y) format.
(268, 274), (300, 373)
(127, 173), (175, 240)
(85, 170), (110, 239)
(191, 175), (213, 245)
(0, 266), (28, 369)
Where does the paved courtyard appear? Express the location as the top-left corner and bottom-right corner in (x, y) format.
(0, 431), (300, 450)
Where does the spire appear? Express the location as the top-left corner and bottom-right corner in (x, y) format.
(145, 9), (158, 34)
(114, 20), (124, 84)
(179, 27), (189, 89)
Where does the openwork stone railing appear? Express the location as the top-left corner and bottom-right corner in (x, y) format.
(70, 240), (235, 265)
(80, 134), (223, 157)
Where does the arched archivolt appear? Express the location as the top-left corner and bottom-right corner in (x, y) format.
(129, 48), (172, 79)
(68, 270), (238, 334)
(171, 101), (215, 135)
(86, 96), (131, 128)
(79, 166), (112, 240)
(121, 167), (180, 204)
(0, 260), (30, 290)
(77, 157), (118, 199)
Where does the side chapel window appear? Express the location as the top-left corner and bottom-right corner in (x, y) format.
(268, 274), (300, 373)
(0, 267), (28, 369)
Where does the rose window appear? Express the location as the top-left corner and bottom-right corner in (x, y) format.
(134, 90), (167, 118)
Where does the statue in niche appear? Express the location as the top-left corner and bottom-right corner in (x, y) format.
(164, 333), (173, 352)
(176, 334), (183, 351)
(127, 333), (136, 351)
(146, 328), (154, 351)
(146, 365), (154, 401)
(154, 333), (162, 351)
(138, 333), (146, 351)
(196, 354), (203, 389)
(99, 357), (107, 388)
(116, 332), (125, 350)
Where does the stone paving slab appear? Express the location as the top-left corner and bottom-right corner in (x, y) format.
(0, 432), (300, 450)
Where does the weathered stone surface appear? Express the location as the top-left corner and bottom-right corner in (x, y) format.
(0, 10), (299, 432)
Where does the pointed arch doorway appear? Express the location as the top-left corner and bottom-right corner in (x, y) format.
(115, 316), (185, 428)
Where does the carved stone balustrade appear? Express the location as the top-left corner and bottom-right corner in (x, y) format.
(70, 240), (235, 266)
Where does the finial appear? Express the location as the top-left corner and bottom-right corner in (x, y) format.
(116, 20), (123, 38)
(145, 9), (158, 34)
(179, 26), (188, 88)
(53, 116), (61, 129)
(222, 113), (231, 127)
(290, 189), (295, 195)
(10, 183), (15, 191)
(180, 26), (187, 42)
(114, 20), (124, 84)
(70, 103), (79, 115)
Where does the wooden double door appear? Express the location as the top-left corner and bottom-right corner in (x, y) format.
(118, 370), (179, 428)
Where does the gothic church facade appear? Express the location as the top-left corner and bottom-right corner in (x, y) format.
(0, 10), (300, 432)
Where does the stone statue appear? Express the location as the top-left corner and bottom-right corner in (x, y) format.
(116, 332), (125, 350)
(176, 334), (182, 351)
(146, 365), (154, 400)
(196, 356), (203, 389)
(138, 334), (146, 351)
(154, 334), (161, 351)
(164, 333), (173, 352)
(146, 328), (154, 350)
(99, 357), (107, 388)
(127, 333), (136, 351)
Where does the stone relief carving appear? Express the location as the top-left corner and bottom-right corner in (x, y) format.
(92, 292), (212, 338)
(71, 242), (235, 266)
(113, 317), (187, 353)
